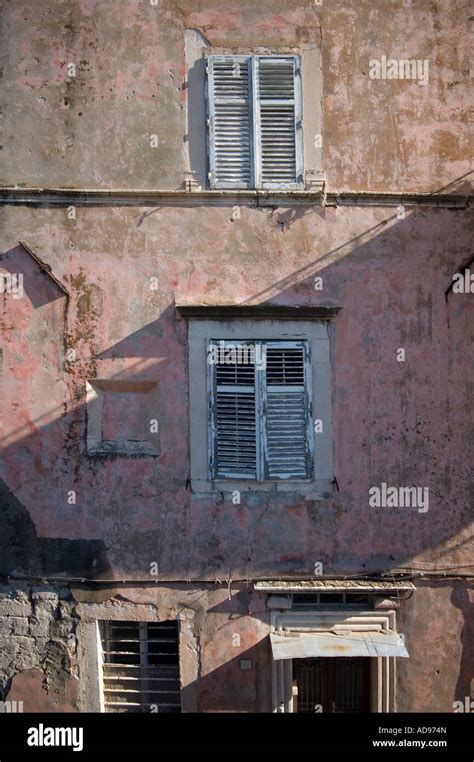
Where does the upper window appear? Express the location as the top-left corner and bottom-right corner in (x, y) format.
(207, 340), (313, 480)
(206, 55), (303, 190)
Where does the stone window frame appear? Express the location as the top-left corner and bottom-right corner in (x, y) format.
(270, 608), (400, 713)
(187, 317), (333, 497)
(77, 601), (198, 713)
(184, 31), (324, 193)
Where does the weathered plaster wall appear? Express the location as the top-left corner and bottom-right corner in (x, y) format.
(0, 0), (470, 191)
(398, 581), (474, 711)
(1, 581), (471, 712)
(0, 584), (80, 712)
(0, 0), (471, 714)
(1, 583), (271, 713)
(0, 204), (471, 579)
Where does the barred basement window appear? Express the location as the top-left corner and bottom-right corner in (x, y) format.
(206, 55), (303, 189)
(207, 340), (313, 480)
(99, 620), (181, 713)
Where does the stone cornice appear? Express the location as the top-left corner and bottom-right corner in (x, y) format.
(0, 187), (470, 208)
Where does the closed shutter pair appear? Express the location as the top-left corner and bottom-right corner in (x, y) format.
(207, 56), (303, 189)
(208, 341), (313, 480)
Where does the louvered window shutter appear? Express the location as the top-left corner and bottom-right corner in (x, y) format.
(209, 340), (312, 480)
(207, 55), (302, 189)
(207, 57), (253, 189)
(209, 343), (258, 478)
(263, 343), (312, 479)
(255, 57), (302, 189)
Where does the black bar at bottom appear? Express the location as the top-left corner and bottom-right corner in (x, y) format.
(0, 712), (472, 757)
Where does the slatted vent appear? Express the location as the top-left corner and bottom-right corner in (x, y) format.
(258, 59), (297, 185)
(266, 346), (305, 385)
(215, 350), (257, 478)
(209, 59), (252, 188)
(100, 620), (181, 713)
(265, 347), (306, 478)
(216, 356), (255, 386)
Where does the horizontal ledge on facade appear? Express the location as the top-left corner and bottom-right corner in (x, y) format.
(176, 304), (341, 320)
(0, 187), (324, 206)
(326, 191), (471, 208)
(0, 187), (470, 208)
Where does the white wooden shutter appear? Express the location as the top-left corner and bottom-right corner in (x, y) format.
(209, 343), (258, 478)
(255, 57), (302, 189)
(207, 57), (253, 189)
(263, 342), (312, 479)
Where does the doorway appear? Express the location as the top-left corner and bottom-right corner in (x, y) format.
(293, 657), (371, 713)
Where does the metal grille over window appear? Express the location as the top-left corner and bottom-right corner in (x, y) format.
(207, 55), (302, 189)
(292, 593), (372, 610)
(208, 340), (312, 480)
(100, 620), (181, 713)
(293, 658), (370, 713)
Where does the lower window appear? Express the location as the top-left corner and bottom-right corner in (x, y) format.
(99, 620), (181, 713)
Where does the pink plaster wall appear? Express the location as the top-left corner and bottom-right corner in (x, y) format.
(0, 204), (471, 580)
(0, 0), (472, 714)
